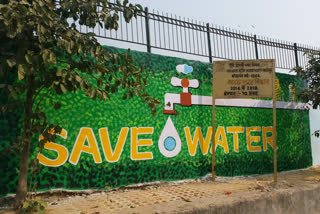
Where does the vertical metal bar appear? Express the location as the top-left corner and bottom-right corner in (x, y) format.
(219, 26), (223, 58)
(267, 37), (272, 60)
(229, 28), (234, 59)
(236, 30), (240, 59)
(205, 23), (210, 56)
(206, 23), (212, 63)
(283, 41), (288, 68)
(140, 12), (144, 44)
(263, 37), (268, 59)
(250, 33), (254, 59)
(285, 41), (289, 69)
(290, 42), (294, 68)
(228, 28), (235, 59)
(215, 26), (220, 57)
(272, 38), (277, 67)
(115, 9), (118, 39)
(242, 31), (246, 59)
(136, 16), (139, 43)
(179, 16), (183, 52)
(144, 7), (151, 52)
(303, 44), (307, 68)
(120, 10), (123, 39)
(162, 12), (166, 48)
(171, 14), (175, 50)
(199, 21), (204, 56)
(125, 14), (129, 40)
(222, 26), (227, 58)
(258, 34), (263, 59)
(306, 45), (310, 67)
(184, 17), (188, 52)
(131, 15), (134, 42)
(237, 30), (248, 59)
(252, 34), (256, 59)
(244, 31), (253, 59)
(287, 42), (291, 68)
(297, 44), (308, 67)
(167, 13), (171, 50)
(235, 30), (240, 59)
(153, 9), (157, 47)
(209, 23), (213, 57)
(282, 41), (289, 68)
(254, 34), (259, 59)
(206, 24), (209, 57)
(230, 29), (234, 59)
(283, 41), (290, 69)
(188, 18), (192, 53)
(158, 11), (161, 48)
(196, 22), (200, 55)
(225, 27), (230, 59)
(231, 29), (241, 60)
(300, 44), (303, 68)
(275, 39), (280, 67)
(175, 15), (179, 51)
(191, 19), (196, 54)
(281, 40), (285, 68)
(277, 39), (283, 68)
(305, 45), (309, 68)
(244, 31), (249, 59)
(294, 43), (299, 67)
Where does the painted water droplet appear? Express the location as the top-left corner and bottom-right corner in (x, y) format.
(164, 137), (176, 151)
(158, 116), (181, 158)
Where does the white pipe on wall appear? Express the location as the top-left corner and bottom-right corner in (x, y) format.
(164, 93), (307, 111)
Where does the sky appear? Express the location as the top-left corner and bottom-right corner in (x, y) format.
(129, 0), (320, 47)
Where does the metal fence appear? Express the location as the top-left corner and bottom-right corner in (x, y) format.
(79, 2), (320, 70)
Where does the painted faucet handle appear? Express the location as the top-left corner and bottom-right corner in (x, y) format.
(170, 77), (199, 88)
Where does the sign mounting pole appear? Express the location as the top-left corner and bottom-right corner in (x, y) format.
(272, 60), (277, 182)
(212, 71), (216, 181)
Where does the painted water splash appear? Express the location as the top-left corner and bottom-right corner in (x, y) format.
(158, 116), (181, 158)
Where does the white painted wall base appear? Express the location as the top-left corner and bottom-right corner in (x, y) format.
(309, 108), (320, 166)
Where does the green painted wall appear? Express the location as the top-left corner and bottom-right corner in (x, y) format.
(0, 46), (312, 195)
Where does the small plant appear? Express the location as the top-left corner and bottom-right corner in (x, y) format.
(19, 197), (47, 214)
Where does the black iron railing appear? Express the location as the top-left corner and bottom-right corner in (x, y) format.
(77, 2), (320, 70)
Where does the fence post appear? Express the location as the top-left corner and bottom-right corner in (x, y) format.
(206, 23), (213, 63)
(294, 43), (299, 67)
(144, 7), (151, 53)
(254, 35), (259, 59)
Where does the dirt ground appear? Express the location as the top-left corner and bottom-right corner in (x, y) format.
(1, 166), (320, 214)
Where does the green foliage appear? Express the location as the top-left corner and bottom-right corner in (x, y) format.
(295, 52), (320, 108)
(19, 197), (47, 214)
(295, 52), (320, 137)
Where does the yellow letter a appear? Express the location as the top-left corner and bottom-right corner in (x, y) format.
(69, 128), (102, 165)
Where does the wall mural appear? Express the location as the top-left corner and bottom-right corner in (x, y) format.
(0, 46), (312, 195)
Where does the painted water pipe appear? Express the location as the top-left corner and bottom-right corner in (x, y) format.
(162, 77), (306, 114)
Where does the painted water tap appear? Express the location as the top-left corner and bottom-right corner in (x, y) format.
(163, 77), (200, 114)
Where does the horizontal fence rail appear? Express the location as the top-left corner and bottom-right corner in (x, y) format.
(76, 1), (320, 70)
